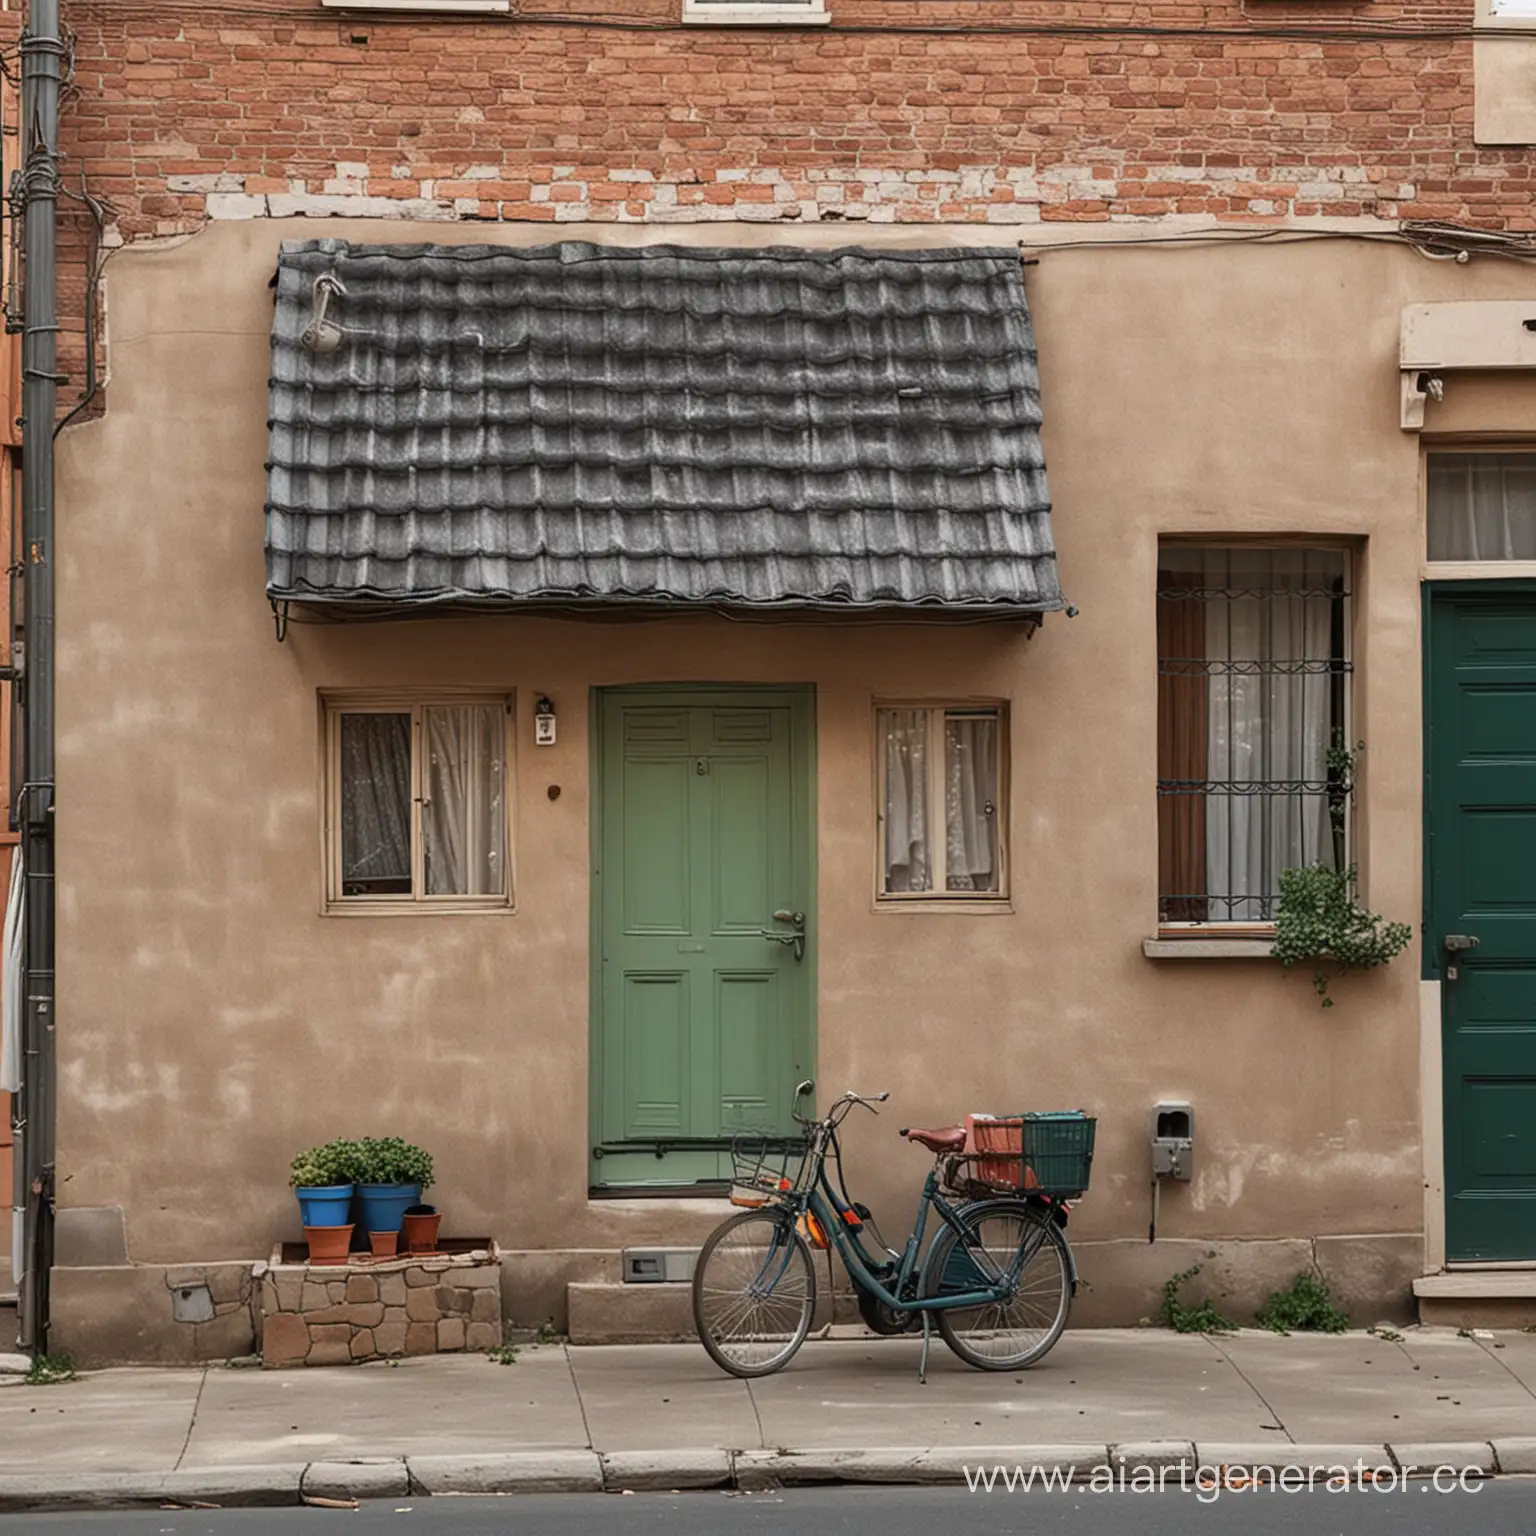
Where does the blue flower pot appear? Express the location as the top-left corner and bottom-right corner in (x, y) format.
(355, 1182), (422, 1237)
(295, 1184), (353, 1227)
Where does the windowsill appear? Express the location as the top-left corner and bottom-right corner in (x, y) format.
(325, 900), (514, 918)
(1143, 935), (1277, 959)
(682, 4), (831, 21)
(321, 0), (510, 11)
(1423, 561), (1536, 580)
(874, 899), (1014, 915)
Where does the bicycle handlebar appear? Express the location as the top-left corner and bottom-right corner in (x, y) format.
(791, 1081), (891, 1127)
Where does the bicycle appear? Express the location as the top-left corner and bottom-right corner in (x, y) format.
(691, 1081), (1090, 1381)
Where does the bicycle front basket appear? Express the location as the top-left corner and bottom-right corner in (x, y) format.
(729, 1136), (802, 1208)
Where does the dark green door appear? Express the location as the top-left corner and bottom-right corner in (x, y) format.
(591, 688), (814, 1188)
(1427, 589), (1536, 1261)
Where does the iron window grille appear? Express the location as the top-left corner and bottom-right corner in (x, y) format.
(1156, 548), (1351, 927)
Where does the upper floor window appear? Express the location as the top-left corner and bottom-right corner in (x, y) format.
(682, 0), (829, 23)
(1157, 548), (1350, 927)
(1427, 451), (1536, 562)
(325, 695), (512, 913)
(877, 705), (1007, 902)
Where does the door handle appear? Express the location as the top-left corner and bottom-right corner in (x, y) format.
(1443, 933), (1480, 982)
(763, 910), (806, 962)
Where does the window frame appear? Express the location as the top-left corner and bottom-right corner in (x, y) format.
(1423, 443), (1536, 580)
(320, 688), (516, 917)
(1154, 540), (1355, 938)
(872, 699), (1011, 909)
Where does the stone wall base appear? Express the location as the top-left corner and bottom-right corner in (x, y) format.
(49, 1262), (263, 1367)
(541, 1232), (1423, 1341)
(48, 1231), (1422, 1364)
(260, 1244), (503, 1368)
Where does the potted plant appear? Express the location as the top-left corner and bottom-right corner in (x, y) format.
(289, 1142), (355, 1227)
(402, 1203), (441, 1254)
(352, 1137), (434, 1239)
(306, 1224), (354, 1265)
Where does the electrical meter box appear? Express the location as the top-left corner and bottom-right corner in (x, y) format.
(1150, 1102), (1194, 1180)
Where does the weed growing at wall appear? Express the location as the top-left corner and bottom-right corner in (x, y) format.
(24, 1354), (75, 1386)
(1159, 1266), (1236, 1335)
(1255, 1273), (1349, 1335)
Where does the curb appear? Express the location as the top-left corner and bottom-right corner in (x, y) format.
(0, 1439), (1532, 1512)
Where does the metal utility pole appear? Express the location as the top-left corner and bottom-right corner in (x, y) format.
(16, 0), (62, 1352)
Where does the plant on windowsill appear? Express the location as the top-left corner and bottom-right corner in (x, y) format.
(1271, 863), (1412, 1009)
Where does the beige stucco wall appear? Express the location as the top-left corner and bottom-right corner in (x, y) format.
(48, 219), (1536, 1351)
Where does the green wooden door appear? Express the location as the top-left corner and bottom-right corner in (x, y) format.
(591, 688), (814, 1188)
(1427, 589), (1536, 1261)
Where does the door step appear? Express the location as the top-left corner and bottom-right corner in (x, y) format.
(1414, 1271), (1536, 1328)
(567, 1282), (697, 1345)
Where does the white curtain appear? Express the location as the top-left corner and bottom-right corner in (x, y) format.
(945, 716), (998, 892)
(424, 705), (505, 897)
(1428, 453), (1536, 561)
(339, 713), (413, 894)
(1203, 550), (1337, 921)
(881, 709), (930, 893)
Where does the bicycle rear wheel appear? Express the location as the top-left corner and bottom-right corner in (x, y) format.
(692, 1208), (817, 1378)
(923, 1200), (1072, 1370)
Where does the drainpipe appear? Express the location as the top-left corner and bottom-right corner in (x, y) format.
(16, 0), (62, 1353)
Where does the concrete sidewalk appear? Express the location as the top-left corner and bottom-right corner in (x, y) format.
(0, 1328), (1534, 1509)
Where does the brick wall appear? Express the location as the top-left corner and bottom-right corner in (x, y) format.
(46, 0), (1535, 407)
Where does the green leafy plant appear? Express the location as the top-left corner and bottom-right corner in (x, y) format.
(288, 1140), (360, 1188)
(1255, 1272), (1349, 1335)
(486, 1344), (519, 1365)
(350, 1137), (434, 1188)
(1271, 863), (1412, 1008)
(1159, 1265), (1237, 1335)
(288, 1137), (433, 1188)
(24, 1353), (76, 1386)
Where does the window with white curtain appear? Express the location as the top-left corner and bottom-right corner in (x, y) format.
(1427, 452), (1536, 561)
(326, 696), (511, 910)
(876, 705), (1006, 900)
(1156, 549), (1350, 926)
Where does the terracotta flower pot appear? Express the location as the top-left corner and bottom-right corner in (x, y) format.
(402, 1211), (441, 1254)
(369, 1230), (399, 1259)
(305, 1224), (354, 1265)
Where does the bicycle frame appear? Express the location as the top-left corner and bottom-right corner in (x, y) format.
(774, 1116), (1045, 1315)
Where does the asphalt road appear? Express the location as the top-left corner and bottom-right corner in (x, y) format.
(3, 1485), (1535, 1535)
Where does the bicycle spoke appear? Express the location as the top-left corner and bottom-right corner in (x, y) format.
(693, 1211), (816, 1376)
(932, 1205), (1071, 1370)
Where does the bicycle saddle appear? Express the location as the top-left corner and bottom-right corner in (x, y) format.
(900, 1125), (967, 1154)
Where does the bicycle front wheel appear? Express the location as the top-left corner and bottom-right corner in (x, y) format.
(692, 1208), (817, 1378)
(924, 1200), (1072, 1371)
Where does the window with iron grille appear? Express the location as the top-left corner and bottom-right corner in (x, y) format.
(1157, 548), (1350, 927)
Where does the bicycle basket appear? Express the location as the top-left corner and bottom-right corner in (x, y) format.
(729, 1136), (805, 1208)
(968, 1111), (1096, 1198)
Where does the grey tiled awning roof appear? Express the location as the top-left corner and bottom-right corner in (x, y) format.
(265, 240), (1062, 614)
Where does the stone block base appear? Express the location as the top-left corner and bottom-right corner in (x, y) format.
(50, 1263), (262, 1367)
(261, 1243), (502, 1368)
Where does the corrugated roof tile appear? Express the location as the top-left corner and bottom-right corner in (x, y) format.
(265, 240), (1061, 613)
